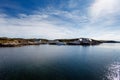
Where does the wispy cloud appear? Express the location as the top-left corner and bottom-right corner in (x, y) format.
(90, 0), (120, 19)
(0, 0), (120, 40)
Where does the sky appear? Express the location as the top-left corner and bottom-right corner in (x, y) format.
(0, 0), (120, 40)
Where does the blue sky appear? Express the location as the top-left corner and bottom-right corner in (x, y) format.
(0, 0), (120, 40)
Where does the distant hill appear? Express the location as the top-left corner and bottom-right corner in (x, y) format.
(0, 37), (119, 47)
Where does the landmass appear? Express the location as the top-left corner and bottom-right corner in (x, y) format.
(0, 37), (119, 47)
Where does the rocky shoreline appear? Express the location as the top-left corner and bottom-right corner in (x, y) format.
(0, 37), (119, 47)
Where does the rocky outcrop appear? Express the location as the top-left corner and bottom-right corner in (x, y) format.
(0, 38), (48, 47)
(53, 38), (101, 45)
(0, 37), (119, 47)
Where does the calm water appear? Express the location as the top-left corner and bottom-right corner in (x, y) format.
(0, 43), (120, 80)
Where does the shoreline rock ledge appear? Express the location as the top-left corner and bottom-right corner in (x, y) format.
(0, 37), (119, 47)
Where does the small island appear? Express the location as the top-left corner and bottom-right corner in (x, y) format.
(0, 37), (119, 47)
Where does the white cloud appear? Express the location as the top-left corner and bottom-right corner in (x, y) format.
(90, 0), (120, 20)
(0, 0), (120, 40)
(68, 0), (80, 8)
(0, 12), (78, 39)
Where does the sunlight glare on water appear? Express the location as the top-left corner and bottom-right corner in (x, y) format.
(105, 62), (120, 80)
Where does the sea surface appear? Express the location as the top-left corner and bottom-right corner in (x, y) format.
(0, 43), (120, 80)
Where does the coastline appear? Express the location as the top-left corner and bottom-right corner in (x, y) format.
(0, 37), (119, 47)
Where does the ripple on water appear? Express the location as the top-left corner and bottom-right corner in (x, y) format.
(104, 62), (120, 80)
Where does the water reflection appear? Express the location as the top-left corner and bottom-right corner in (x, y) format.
(98, 43), (120, 49)
(104, 62), (120, 80)
(0, 44), (120, 80)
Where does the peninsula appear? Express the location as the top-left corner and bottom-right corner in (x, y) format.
(0, 37), (119, 47)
